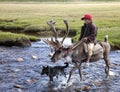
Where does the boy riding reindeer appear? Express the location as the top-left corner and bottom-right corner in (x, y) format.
(79, 14), (97, 66)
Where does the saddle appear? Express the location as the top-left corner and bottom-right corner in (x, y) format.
(93, 43), (103, 55)
(84, 43), (103, 55)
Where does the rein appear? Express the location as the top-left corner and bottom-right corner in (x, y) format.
(63, 48), (73, 58)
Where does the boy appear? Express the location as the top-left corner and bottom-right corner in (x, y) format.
(79, 14), (97, 66)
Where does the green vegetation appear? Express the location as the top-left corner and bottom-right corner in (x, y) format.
(0, 1), (120, 49)
(86, 0), (120, 1)
(0, 0), (71, 2)
(0, 31), (39, 42)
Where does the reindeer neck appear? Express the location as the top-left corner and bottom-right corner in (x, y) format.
(71, 42), (85, 62)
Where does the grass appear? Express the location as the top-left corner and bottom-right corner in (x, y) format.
(0, 31), (39, 42)
(0, 0), (72, 2)
(0, 2), (120, 49)
(0, 0), (119, 2)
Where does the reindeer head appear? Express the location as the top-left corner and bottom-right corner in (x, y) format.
(51, 47), (72, 62)
(51, 40), (83, 63)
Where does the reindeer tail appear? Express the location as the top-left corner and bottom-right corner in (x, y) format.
(63, 62), (69, 68)
(104, 35), (108, 43)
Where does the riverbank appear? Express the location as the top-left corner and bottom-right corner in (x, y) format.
(0, 31), (39, 47)
(0, 2), (120, 49)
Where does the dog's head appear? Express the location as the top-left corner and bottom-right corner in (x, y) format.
(41, 66), (49, 75)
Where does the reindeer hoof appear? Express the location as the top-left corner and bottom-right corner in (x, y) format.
(80, 78), (83, 81)
(106, 75), (110, 79)
(86, 62), (90, 67)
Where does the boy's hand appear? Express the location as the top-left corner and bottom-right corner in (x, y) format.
(83, 37), (88, 42)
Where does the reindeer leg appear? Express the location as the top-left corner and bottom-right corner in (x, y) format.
(67, 67), (77, 83)
(78, 63), (82, 81)
(105, 59), (110, 79)
(104, 52), (110, 78)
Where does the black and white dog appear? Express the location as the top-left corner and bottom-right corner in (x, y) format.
(41, 62), (69, 81)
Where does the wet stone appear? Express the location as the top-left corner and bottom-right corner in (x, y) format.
(17, 58), (24, 62)
(11, 68), (21, 72)
(14, 84), (22, 88)
(32, 55), (38, 59)
(74, 85), (91, 91)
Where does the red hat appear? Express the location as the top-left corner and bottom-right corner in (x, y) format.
(81, 14), (92, 20)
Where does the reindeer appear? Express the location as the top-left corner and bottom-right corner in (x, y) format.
(45, 20), (111, 83)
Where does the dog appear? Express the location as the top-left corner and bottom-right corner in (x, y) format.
(41, 62), (69, 81)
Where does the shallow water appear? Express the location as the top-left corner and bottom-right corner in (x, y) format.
(0, 38), (120, 92)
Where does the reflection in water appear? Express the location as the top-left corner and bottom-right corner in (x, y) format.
(0, 38), (120, 92)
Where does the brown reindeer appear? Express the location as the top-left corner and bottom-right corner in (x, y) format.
(47, 20), (111, 83)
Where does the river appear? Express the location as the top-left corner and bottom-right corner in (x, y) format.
(0, 38), (120, 92)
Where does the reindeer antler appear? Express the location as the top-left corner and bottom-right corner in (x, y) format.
(43, 20), (69, 52)
(47, 20), (58, 41)
(61, 20), (69, 44)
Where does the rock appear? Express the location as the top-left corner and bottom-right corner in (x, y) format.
(26, 78), (38, 84)
(14, 84), (22, 88)
(12, 68), (21, 72)
(75, 86), (91, 91)
(17, 58), (24, 62)
(32, 55), (37, 59)
(82, 86), (91, 91)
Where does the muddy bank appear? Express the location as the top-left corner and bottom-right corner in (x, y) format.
(0, 32), (40, 47)
(110, 45), (120, 50)
(0, 39), (120, 92)
(0, 37), (31, 47)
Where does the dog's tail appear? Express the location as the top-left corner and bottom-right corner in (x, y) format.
(63, 62), (69, 68)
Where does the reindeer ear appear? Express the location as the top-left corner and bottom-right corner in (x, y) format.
(59, 47), (63, 51)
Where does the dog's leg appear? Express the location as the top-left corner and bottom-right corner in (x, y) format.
(67, 67), (77, 83)
(49, 76), (53, 82)
(56, 75), (58, 79)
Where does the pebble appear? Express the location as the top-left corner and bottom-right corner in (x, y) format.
(17, 58), (24, 62)
(26, 78), (39, 84)
(14, 84), (22, 88)
(12, 68), (20, 72)
(32, 55), (37, 59)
